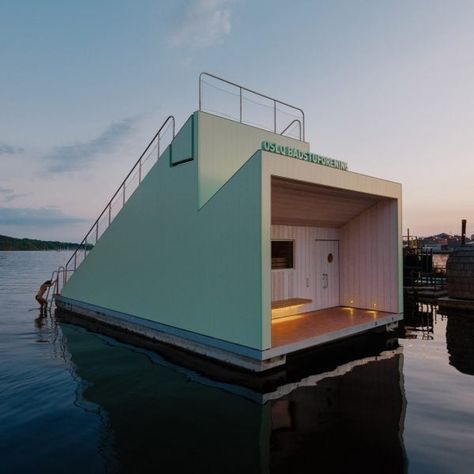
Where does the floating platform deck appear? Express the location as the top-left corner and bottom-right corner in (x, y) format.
(56, 297), (401, 372)
(272, 307), (401, 353)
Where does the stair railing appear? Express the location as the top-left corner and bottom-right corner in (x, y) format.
(45, 269), (58, 306)
(52, 115), (175, 298)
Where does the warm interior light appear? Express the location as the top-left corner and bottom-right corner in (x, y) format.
(271, 304), (306, 319)
(272, 313), (306, 323)
(343, 306), (355, 316)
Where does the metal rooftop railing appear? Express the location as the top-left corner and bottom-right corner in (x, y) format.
(199, 73), (305, 141)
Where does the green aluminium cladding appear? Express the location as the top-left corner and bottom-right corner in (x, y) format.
(61, 110), (401, 355)
(261, 140), (348, 171)
(62, 112), (270, 351)
(197, 112), (309, 207)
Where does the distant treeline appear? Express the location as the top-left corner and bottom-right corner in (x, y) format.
(0, 234), (92, 251)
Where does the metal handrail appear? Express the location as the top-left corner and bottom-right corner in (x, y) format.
(46, 265), (70, 306)
(63, 115), (176, 276)
(199, 72), (305, 140)
(45, 269), (58, 305)
(280, 119), (302, 138)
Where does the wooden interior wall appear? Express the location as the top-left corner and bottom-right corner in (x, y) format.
(339, 199), (399, 313)
(271, 225), (339, 314)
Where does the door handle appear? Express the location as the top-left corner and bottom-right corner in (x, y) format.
(322, 273), (328, 289)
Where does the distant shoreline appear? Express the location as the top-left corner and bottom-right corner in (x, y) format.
(0, 234), (87, 251)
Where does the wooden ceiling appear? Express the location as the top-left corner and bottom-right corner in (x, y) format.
(272, 177), (382, 227)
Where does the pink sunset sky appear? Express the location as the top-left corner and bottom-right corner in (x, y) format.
(1, 0), (473, 241)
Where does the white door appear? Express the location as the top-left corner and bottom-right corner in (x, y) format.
(314, 241), (339, 310)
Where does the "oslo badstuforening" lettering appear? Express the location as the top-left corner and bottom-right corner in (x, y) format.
(261, 141), (348, 171)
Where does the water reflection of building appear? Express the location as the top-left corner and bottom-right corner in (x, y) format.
(270, 354), (406, 474)
(445, 312), (474, 375)
(61, 324), (407, 473)
(402, 301), (435, 340)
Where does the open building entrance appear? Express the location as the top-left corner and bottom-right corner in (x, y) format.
(271, 238), (340, 317)
(270, 176), (400, 351)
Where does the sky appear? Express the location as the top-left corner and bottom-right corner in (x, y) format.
(0, 0), (473, 241)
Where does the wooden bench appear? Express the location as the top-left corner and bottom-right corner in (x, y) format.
(271, 298), (312, 310)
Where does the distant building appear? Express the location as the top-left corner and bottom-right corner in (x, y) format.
(423, 244), (443, 252)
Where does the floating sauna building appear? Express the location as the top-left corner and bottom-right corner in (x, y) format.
(55, 74), (403, 372)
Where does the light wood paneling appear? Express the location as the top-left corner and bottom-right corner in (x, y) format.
(271, 297), (313, 319)
(340, 199), (399, 313)
(272, 298), (312, 309)
(272, 177), (381, 227)
(271, 225), (339, 315)
(263, 149), (402, 341)
(263, 152), (402, 202)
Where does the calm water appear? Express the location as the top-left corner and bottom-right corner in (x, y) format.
(1, 251), (473, 474)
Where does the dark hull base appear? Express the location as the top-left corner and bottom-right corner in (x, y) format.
(55, 307), (399, 401)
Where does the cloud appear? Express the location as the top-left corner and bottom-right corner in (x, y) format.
(0, 186), (26, 203)
(0, 143), (24, 155)
(43, 118), (135, 173)
(0, 186), (14, 196)
(0, 207), (87, 226)
(170, 0), (232, 48)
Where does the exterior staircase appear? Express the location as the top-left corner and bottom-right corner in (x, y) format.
(46, 73), (306, 307)
(46, 115), (175, 305)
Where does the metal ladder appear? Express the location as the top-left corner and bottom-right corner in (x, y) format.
(46, 115), (176, 306)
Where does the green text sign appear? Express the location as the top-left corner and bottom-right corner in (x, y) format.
(261, 141), (348, 171)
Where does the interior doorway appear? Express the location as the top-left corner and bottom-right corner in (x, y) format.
(314, 240), (339, 310)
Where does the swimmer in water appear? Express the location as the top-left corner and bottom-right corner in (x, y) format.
(35, 280), (54, 312)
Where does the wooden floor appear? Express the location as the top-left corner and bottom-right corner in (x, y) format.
(271, 306), (399, 348)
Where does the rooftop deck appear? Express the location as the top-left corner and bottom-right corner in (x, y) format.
(267, 307), (402, 358)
